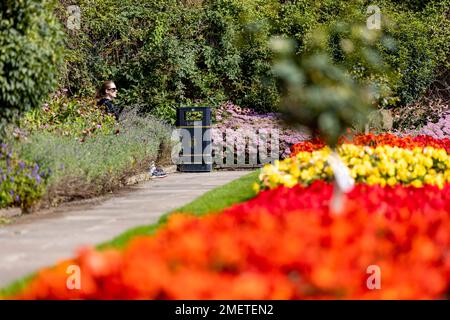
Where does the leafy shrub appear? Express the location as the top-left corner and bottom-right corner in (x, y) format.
(212, 102), (310, 162)
(417, 114), (450, 139)
(376, 0), (450, 106)
(0, 144), (49, 210)
(56, 0), (284, 120)
(0, 0), (64, 133)
(400, 104), (450, 139)
(391, 0), (444, 12)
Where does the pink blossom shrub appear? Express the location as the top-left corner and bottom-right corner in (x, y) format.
(212, 102), (309, 164)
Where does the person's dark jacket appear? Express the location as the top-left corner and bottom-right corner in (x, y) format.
(98, 98), (123, 121)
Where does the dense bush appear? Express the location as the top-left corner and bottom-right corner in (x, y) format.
(377, 0), (450, 106)
(57, 0), (281, 123)
(2, 91), (173, 209)
(0, 0), (64, 133)
(55, 0), (450, 123)
(413, 112), (450, 139)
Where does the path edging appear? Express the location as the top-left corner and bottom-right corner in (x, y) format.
(0, 165), (179, 219)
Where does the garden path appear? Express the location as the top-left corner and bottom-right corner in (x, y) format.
(0, 170), (251, 287)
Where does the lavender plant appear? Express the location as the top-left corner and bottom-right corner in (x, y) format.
(0, 144), (48, 210)
(13, 109), (172, 206)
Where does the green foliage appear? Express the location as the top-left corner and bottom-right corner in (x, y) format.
(376, 0), (450, 105)
(56, 0), (450, 123)
(0, 0), (64, 133)
(0, 144), (48, 210)
(57, 0), (282, 119)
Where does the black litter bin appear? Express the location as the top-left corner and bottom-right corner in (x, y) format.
(176, 106), (212, 172)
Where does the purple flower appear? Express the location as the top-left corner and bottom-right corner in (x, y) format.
(18, 161), (26, 170)
(212, 102), (310, 162)
(408, 111), (450, 138)
(32, 164), (39, 175)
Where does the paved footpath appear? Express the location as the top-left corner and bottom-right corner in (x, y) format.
(0, 170), (251, 288)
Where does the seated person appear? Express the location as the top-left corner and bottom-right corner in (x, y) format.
(97, 80), (167, 178)
(97, 80), (123, 121)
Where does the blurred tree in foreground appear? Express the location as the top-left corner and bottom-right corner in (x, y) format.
(270, 22), (393, 147)
(271, 21), (395, 210)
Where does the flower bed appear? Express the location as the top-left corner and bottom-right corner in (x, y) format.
(4, 93), (172, 209)
(8, 134), (450, 299)
(258, 134), (450, 192)
(258, 144), (450, 191)
(0, 144), (49, 210)
(212, 102), (309, 162)
(13, 182), (450, 299)
(291, 134), (450, 156)
(19, 90), (117, 141)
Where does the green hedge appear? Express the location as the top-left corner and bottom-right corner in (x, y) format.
(377, 0), (450, 105)
(0, 0), (64, 133)
(56, 0), (450, 122)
